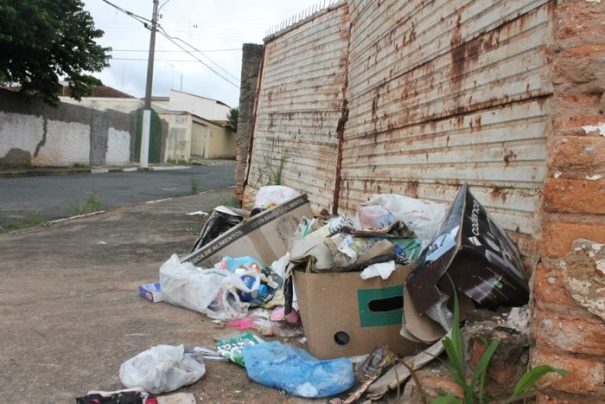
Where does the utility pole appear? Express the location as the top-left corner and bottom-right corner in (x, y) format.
(141, 0), (159, 169)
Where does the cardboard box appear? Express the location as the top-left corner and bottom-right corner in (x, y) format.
(294, 265), (426, 359)
(182, 195), (313, 267)
(139, 282), (164, 303)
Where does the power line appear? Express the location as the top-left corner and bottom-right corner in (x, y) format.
(98, 0), (240, 88)
(110, 48), (240, 53)
(112, 57), (225, 63)
(158, 27), (239, 82)
(99, 0), (151, 24)
(156, 28), (240, 88)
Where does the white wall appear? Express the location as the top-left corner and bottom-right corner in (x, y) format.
(0, 112), (43, 157)
(167, 90), (231, 121)
(106, 128), (131, 165)
(160, 113), (191, 162)
(0, 110), (132, 167)
(35, 120), (90, 166)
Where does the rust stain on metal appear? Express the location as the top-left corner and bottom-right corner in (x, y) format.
(406, 180), (419, 198)
(490, 186), (508, 203)
(503, 150), (517, 165)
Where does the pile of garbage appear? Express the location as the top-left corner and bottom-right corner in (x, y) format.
(81, 184), (531, 402)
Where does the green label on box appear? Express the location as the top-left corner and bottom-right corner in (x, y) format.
(357, 285), (404, 327)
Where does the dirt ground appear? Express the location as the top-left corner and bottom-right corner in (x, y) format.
(0, 188), (315, 403)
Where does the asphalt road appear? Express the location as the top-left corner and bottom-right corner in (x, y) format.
(0, 164), (235, 225)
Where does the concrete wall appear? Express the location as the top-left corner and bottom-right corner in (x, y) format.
(60, 96), (143, 113)
(0, 90), (134, 167)
(235, 43), (264, 201)
(159, 112), (192, 162)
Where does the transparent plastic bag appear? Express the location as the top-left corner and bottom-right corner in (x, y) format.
(119, 345), (205, 394)
(359, 194), (446, 242)
(254, 186), (300, 209)
(159, 254), (251, 320)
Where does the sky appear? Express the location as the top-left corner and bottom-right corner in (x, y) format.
(84, 0), (325, 107)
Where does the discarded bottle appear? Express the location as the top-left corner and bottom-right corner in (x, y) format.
(243, 341), (354, 398)
(237, 275), (271, 305)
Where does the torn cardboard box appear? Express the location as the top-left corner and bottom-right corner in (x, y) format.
(294, 265), (427, 359)
(182, 195), (312, 267)
(405, 184), (529, 337)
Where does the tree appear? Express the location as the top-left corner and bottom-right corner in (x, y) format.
(226, 107), (239, 132)
(0, 0), (110, 105)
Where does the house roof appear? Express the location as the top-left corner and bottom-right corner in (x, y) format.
(169, 89), (231, 108)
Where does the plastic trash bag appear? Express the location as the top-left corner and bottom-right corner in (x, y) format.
(243, 341), (354, 398)
(254, 186), (300, 210)
(191, 206), (247, 252)
(406, 184), (529, 331)
(358, 194), (446, 242)
(119, 345), (205, 394)
(159, 254), (250, 320)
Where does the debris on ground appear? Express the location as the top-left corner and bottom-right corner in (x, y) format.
(119, 345), (206, 394)
(243, 341), (355, 398)
(89, 184), (533, 401)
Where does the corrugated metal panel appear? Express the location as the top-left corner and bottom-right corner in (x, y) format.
(340, 0), (554, 262)
(245, 4), (350, 211)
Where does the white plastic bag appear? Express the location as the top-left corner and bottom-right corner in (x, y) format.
(119, 345), (205, 394)
(254, 185), (300, 209)
(358, 194), (446, 242)
(159, 254), (251, 320)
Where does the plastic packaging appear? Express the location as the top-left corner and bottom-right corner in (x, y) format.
(215, 332), (264, 366)
(357, 205), (395, 229)
(359, 194), (446, 242)
(159, 254), (250, 320)
(217, 256), (263, 273)
(254, 185), (300, 210)
(191, 206), (247, 252)
(243, 341), (355, 398)
(119, 345), (205, 394)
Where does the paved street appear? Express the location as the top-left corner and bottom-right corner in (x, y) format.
(0, 163), (235, 226)
(0, 189), (308, 403)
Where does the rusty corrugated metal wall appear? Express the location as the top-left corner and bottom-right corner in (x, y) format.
(340, 0), (554, 261)
(244, 2), (350, 212)
(246, 0), (555, 262)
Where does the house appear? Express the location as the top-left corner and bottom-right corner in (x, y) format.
(59, 87), (236, 162)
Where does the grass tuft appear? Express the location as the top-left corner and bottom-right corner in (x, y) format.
(70, 191), (102, 216)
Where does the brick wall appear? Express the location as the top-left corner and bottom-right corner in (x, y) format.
(533, 1), (605, 402)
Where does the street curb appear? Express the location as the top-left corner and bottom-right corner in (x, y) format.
(0, 165), (192, 178)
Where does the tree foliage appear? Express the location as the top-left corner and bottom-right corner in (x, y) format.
(0, 0), (110, 105)
(226, 107), (239, 132)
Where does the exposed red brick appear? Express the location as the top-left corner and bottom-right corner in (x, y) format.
(548, 136), (605, 173)
(556, 0), (605, 45)
(541, 219), (605, 258)
(414, 368), (464, 398)
(532, 349), (605, 394)
(533, 307), (605, 356)
(543, 178), (605, 214)
(536, 392), (591, 404)
(553, 94), (604, 130)
(533, 263), (577, 308)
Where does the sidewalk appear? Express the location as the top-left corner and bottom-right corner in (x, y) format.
(0, 188), (302, 403)
(0, 159), (235, 178)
